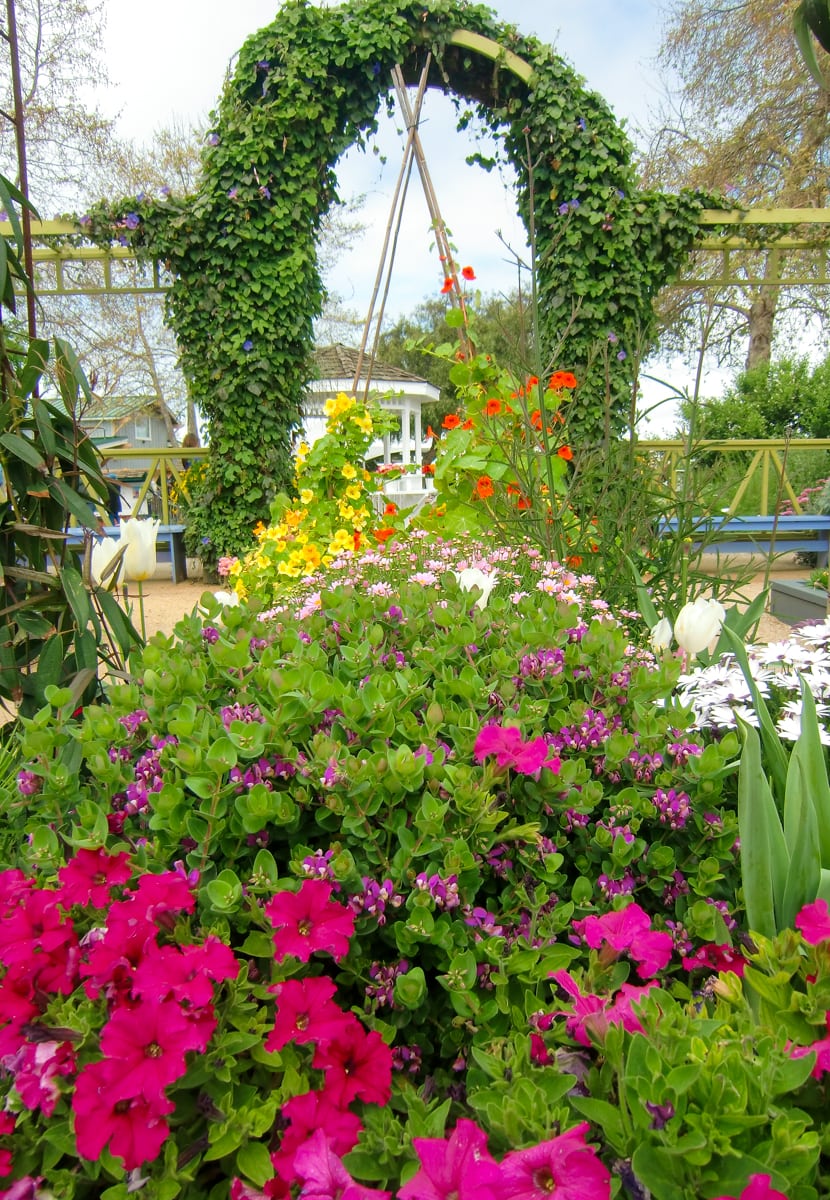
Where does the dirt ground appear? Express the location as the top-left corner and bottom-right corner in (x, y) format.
(133, 552), (813, 642)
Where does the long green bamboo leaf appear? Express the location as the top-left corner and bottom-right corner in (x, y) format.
(737, 717), (788, 940)
(624, 554), (661, 628)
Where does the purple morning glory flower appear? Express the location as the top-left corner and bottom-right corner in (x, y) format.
(159, 185), (170, 197)
(558, 202), (570, 216)
(208, 133), (220, 146)
(135, 192), (146, 203)
(576, 117), (586, 130)
(259, 185), (271, 199)
(617, 349), (627, 361)
(243, 339), (254, 352)
(124, 212), (140, 230)
(228, 187), (239, 200)
(608, 331), (618, 344)
(256, 60), (270, 71)
(79, 214), (91, 227)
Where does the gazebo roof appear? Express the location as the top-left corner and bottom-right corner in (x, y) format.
(313, 344), (430, 387)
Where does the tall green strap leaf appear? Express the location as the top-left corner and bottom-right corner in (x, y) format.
(723, 627), (789, 804)
(781, 749), (821, 931)
(737, 717), (788, 940)
(794, 676), (830, 866)
(795, 0), (830, 85)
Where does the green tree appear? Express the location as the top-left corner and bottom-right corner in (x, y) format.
(687, 356), (830, 440)
(643, 0), (830, 371)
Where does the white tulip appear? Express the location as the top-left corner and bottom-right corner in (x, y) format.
(120, 518), (159, 582)
(674, 596), (726, 657)
(455, 567), (498, 609)
(649, 616), (674, 653)
(90, 536), (124, 587)
(212, 590), (240, 607)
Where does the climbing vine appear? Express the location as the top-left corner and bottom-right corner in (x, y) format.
(77, 0), (714, 564)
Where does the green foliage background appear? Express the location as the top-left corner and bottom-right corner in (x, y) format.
(75, 0), (711, 563)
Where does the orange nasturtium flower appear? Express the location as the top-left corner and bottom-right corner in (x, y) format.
(557, 445), (574, 461)
(442, 413), (462, 430)
(384, 502), (398, 516)
(527, 375), (539, 388)
(484, 398), (502, 417)
(462, 418), (474, 430)
(566, 555), (583, 568)
(530, 410), (543, 430)
(475, 476), (495, 500)
(426, 425), (437, 440)
(517, 495), (532, 511)
(549, 371), (578, 390)
(373, 528), (396, 543)
(422, 463), (435, 476)
(440, 278), (454, 294)
(461, 265), (476, 280)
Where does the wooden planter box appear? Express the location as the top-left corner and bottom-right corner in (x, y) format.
(769, 579), (829, 624)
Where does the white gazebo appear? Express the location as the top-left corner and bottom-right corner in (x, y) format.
(303, 344), (440, 508)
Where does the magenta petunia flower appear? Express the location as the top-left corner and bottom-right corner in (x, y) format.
(293, 1128), (391, 1200)
(272, 1089), (363, 1183)
(132, 937), (238, 1009)
(99, 998), (206, 1100)
(473, 725), (560, 776)
(399, 1118), (503, 1200)
(795, 897), (830, 944)
(789, 1012), (830, 1078)
(713, 1173), (788, 1200)
(312, 1018), (392, 1107)
(265, 881), (355, 963)
(499, 1123), (610, 1200)
(681, 942), (746, 976)
(266, 976), (351, 1052)
(57, 848), (133, 908)
(72, 1059), (174, 1169)
(550, 970), (656, 1047)
(576, 903), (672, 979)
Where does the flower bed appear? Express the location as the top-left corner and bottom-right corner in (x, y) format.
(5, 553), (830, 1199)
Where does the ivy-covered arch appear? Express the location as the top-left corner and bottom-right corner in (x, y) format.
(84, 0), (708, 561)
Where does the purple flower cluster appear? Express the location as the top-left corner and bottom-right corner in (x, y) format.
(229, 755), (295, 792)
(301, 848), (337, 882)
(349, 878), (403, 925)
(220, 703), (264, 729)
(124, 735), (178, 815)
(550, 709), (623, 752)
(414, 872), (460, 910)
(16, 770), (40, 797)
(652, 787), (692, 830)
(366, 960), (409, 1007)
(119, 709), (149, 737)
(518, 648), (565, 681)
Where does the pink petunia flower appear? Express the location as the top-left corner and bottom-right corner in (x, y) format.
(473, 725), (560, 776)
(681, 942), (746, 976)
(312, 1018), (393, 1107)
(292, 1129), (391, 1200)
(132, 937), (238, 1008)
(99, 997), (207, 1100)
(399, 1118), (503, 1200)
(266, 976), (351, 1052)
(57, 848), (132, 908)
(499, 1123), (610, 1200)
(265, 881), (355, 964)
(795, 897), (830, 944)
(550, 970), (656, 1047)
(272, 1089), (363, 1183)
(713, 1173), (788, 1200)
(72, 1059), (174, 1169)
(789, 1012), (830, 1078)
(576, 903), (673, 979)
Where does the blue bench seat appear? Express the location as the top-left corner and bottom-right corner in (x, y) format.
(659, 514), (830, 567)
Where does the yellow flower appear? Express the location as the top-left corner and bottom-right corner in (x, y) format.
(338, 503), (356, 522)
(300, 488), (314, 505)
(302, 543), (322, 570)
(253, 521), (265, 537)
(341, 463), (357, 481)
(328, 528), (353, 555)
(351, 412), (373, 435)
(345, 483), (362, 501)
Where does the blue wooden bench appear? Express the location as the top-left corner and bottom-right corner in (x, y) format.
(64, 524), (188, 583)
(659, 514), (830, 566)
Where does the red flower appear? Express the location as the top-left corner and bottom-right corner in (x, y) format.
(312, 1018), (393, 1106)
(557, 445), (573, 461)
(461, 418), (474, 430)
(421, 463), (435, 476)
(426, 425), (437, 439)
(474, 476), (495, 501)
(548, 370), (578, 390)
(484, 398), (502, 416)
(384, 502), (398, 516)
(99, 997), (205, 1099)
(272, 1090), (363, 1183)
(266, 976), (351, 1051)
(461, 266), (476, 280)
(565, 555), (582, 568)
(440, 277), (453, 294)
(527, 375), (539, 387)
(265, 880), (355, 963)
(442, 413), (461, 430)
(58, 848), (133, 909)
(373, 527), (396, 543)
(73, 1060), (175, 1169)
